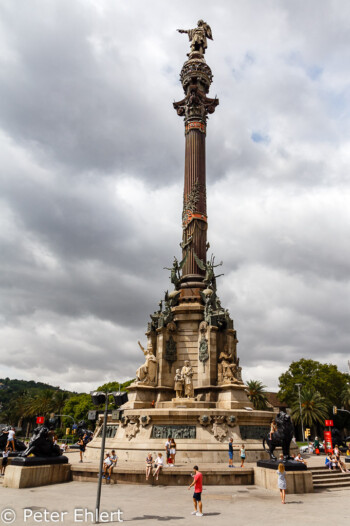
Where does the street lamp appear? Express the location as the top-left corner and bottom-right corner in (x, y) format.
(90, 391), (127, 524)
(295, 383), (304, 441)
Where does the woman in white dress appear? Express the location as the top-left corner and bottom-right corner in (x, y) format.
(277, 463), (287, 504)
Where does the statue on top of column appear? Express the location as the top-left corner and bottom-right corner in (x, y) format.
(177, 20), (213, 57)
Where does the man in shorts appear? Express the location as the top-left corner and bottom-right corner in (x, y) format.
(228, 437), (234, 467)
(188, 465), (203, 516)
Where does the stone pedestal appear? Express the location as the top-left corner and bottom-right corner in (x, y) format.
(3, 463), (71, 488)
(254, 466), (313, 493)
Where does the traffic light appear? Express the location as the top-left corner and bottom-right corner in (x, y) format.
(304, 428), (311, 439)
(333, 406), (337, 415)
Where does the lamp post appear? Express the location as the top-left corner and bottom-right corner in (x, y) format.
(295, 383), (304, 441)
(91, 390), (128, 524)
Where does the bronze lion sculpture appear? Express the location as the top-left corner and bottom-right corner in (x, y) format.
(263, 411), (294, 461)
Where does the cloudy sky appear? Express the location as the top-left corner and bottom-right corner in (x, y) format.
(0, 0), (349, 393)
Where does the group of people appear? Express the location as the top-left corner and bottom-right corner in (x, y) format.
(144, 436), (177, 482)
(228, 438), (246, 467)
(102, 450), (118, 482)
(145, 452), (164, 481)
(325, 444), (349, 473)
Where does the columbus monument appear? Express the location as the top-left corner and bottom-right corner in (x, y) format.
(87, 21), (275, 462)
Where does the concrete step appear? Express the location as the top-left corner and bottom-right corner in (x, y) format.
(313, 475), (350, 483)
(314, 480), (350, 489)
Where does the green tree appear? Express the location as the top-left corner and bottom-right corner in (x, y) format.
(22, 389), (56, 419)
(278, 359), (349, 407)
(97, 379), (134, 393)
(246, 380), (269, 410)
(290, 388), (329, 428)
(62, 394), (95, 424)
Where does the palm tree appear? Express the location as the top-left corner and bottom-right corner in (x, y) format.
(53, 391), (71, 428)
(246, 380), (269, 410)
(290, 389), (329, 428)
(22, 389), (56, 419)
(341, 384), (350, 410)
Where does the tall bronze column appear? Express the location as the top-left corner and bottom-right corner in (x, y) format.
(174, 21), (219, 298)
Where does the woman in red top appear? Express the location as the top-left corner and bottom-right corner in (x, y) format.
(188, 465), (203, 516)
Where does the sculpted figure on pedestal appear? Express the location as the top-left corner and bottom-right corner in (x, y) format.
(218, 344), (238, 384)
(136, 341), (158, 386)
(181, 360), (194, 398)
(164, 252), (188, 290)
(177, 20), (213, 57)
(174, 369), (184, 398)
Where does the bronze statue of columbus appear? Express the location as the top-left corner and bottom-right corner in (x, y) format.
(177, 20), (213, 56)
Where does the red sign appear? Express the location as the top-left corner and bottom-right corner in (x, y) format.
(36, 416), (44, 424)
(324, 430), (333, 454)
(325, 419), (334, 427)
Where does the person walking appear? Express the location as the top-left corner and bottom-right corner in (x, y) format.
(188, 465), (203, 517)
(77, 436), (85, 462)
(277, 463), (287, 504)
(228, 438), (234, 467)
(313, 436), (320, 455)
(240, 444), (246, 467)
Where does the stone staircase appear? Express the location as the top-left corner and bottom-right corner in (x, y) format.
(311, 466), (350, 491)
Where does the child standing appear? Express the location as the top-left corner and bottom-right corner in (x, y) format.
(277, 463), (287, 504)
(1, 447), (9, 476)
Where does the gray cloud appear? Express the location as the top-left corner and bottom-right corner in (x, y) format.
(0, 0), (349, 392)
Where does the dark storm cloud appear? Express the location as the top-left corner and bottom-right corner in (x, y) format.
(0, 0), (349, 391)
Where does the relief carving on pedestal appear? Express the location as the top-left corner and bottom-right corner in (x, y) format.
(199, 334), (209, 364)
(125, 421), (140, 441)
(140, 415), (151, 427)
(198, 415), (211, 427)
(212, 420), (228, 442)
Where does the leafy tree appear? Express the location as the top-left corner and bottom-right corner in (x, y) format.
(246, 380), (269, 410)
(278, 359), (349, 408)
(62, 394), (95, 424)
(290, 388), (329, 428)
(22, 389), (56, 418)
(97, 379), (134, 393)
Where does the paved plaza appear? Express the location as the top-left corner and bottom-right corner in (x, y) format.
(1, 479), (349, 526)
(1, 451), (349, 526)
